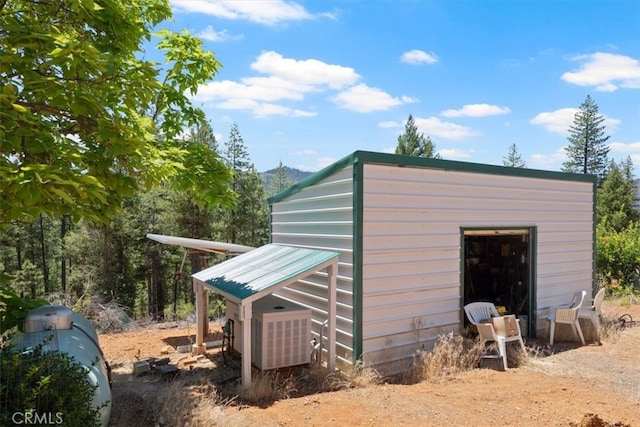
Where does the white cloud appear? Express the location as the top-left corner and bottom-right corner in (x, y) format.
(332, 84), (404, 113)
(296, 156), (336, 172)
(414, 116), (477, 140)
(438, 148), (474, 159)
(530, 108), (621, 135)
(441, 104), (511, 118)
(400, 50), (439, 65)
(192, 51), (406, 118)
(253, 103), (317, 118)
(293, 149), (316, 156)
(561, 52), (640, 92)
(378, 121), (401, 128)
(530, 147), (567, 169)
(241, 76), (316, 100)
(194, 78), (310, 103)
(604, 117), (621, 132)
(530, 108), (578, 134)
(170, 0), (314, 26)
(192, 51), (361, 117)
(197, 25), (243, 42)
(401, 95), (419, 103)
(251, 51), (359, 89)
(610, 141), (640, 153)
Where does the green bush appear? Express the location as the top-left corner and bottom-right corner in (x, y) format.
(164, 294), (226, 321)
(0, 344), (103, 427)
(596, 221), (640, 296)
(0, 284), (47, 335)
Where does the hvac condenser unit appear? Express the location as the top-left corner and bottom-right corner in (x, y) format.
(226, 294), (312, 370)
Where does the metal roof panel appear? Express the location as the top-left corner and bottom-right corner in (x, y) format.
(192, 244), (340, 303)
(146, 233), (255, 255)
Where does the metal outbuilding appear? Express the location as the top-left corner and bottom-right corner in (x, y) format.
(268, 150), (597, 374)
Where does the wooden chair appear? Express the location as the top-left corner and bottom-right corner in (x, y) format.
(548, 290), (586, 345)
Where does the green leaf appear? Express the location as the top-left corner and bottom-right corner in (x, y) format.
(11, 103), (27, 113)
(49, 188), (74, 203)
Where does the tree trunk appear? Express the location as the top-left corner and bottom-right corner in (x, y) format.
(189, 252), (199, 305)
(60, 215), (69, 293)
(39, 214), (50, 294)
(148, 245), (165, 320)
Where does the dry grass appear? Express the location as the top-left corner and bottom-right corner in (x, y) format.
(233, 370), (298, 404)
(407, 332), (485, 383)
(152, 375), (235, 427)
(324, 360), (383, 390)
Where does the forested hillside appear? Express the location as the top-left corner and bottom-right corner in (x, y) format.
(261, 166), (313, 194)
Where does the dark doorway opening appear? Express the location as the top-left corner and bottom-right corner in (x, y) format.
(463, 230), (531, 335)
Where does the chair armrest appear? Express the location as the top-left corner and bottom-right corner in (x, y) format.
(548, 303), (571, 319)
(492, 315), (520, 337)
(476, 323), (498, 341)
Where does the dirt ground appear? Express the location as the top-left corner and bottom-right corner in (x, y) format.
(99, 300), (640, 427)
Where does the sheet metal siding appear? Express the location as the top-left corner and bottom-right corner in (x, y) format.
(360, 164), (594, 365)
(270, 167), (356, 361)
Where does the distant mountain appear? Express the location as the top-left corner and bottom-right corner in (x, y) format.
(260, 166), (314, 194)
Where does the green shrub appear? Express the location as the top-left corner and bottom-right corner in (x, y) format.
(596, 221), (640, 296)
(0, 344), (103, 427)
(165, 294), (226, 321)
(0, 284), (47, 335)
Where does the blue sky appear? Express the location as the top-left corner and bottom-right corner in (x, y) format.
(163, 0), (640, 173)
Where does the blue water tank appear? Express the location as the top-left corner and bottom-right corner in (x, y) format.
(11, 305), (112, 427)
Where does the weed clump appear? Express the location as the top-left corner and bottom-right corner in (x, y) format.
(409, 332), (485, 383)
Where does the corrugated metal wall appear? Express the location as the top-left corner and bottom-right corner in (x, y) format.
(360, 164), (594, 370)
(270, 166), (356, 363)
(270, 157), (594, 372)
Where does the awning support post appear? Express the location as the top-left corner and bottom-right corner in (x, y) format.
(328, 262), (337, 371)
(193, 280), (208, 355)
(240, 301), (253, 388)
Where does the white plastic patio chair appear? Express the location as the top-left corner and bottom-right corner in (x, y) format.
(464, 302), (526, 370)
(578, 288), (605, 345)
(548, 290), (586, 345)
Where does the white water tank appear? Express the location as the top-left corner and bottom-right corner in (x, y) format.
(13, 305), (112, 427)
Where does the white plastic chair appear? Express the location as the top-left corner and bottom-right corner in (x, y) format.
(464, 302), (526, 370)
(578, 288), (605, 345)
(548, 290), (586, 345)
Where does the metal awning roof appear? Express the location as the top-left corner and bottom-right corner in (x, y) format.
(192, 244), (340, 305)
(146, 233), (255, 256)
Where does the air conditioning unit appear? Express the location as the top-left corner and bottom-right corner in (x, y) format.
(225, 294), (312, 370)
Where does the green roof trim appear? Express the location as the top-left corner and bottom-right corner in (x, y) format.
(268, 151), (358, 204)
(192, 244), (340, 303)
(268, 150), (597, 204)
(352, 159), (364, 361)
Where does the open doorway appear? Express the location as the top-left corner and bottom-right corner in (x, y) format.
(462, 228), (533, 336)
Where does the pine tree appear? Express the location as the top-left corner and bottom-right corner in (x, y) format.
(395, 114), (441, 159)
(503, 144), (526, 168)
(189, 121), (219, 152)
(597, 157), (639, 231)
(268, 161), (294, 195)
(562, 95), (610, 183)
(217, 123), (269, 247)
